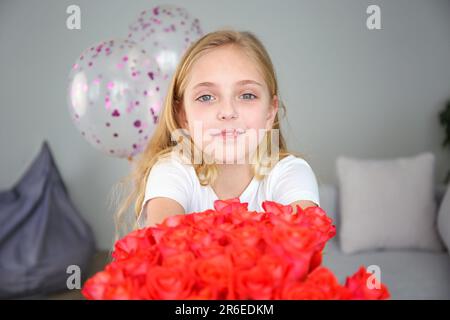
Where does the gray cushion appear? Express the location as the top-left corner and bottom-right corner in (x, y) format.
(336, 152), (444, 254)
(318, 183), (448, 248)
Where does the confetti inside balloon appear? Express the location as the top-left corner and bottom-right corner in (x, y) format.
(127, 4), (204, 100)
(67, 39), (164, 159)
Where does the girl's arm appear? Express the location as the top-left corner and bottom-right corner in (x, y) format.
(144, 197), (186, 227)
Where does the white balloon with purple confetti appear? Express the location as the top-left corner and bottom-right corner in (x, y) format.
(67, 39), (163, 159)
(127, 4), (203, 100)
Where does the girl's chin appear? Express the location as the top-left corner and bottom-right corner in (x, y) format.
(200, 137), (260, 164)
(205, 148), (254, 165)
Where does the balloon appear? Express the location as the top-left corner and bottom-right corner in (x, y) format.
(67, 39), (163, 159)
(127, 4), (203, 99)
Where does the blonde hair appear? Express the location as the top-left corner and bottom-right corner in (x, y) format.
(110, 28), (308, 246)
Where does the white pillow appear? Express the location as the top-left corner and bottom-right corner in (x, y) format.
(437, 184), (450, 252)
(336, 152), (444, 254)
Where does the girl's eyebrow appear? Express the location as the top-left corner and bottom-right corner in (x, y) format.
(192, 79), (263, 90)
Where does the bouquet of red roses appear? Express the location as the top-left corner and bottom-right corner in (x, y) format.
(82, 199), (390, 300)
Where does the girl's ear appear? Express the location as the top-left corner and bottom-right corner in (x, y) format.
(265, 95), (279, 129)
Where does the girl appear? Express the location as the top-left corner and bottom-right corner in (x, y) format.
(113, 29), (320, 238)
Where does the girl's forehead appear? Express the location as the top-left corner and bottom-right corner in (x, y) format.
(185, 47), (266, 90)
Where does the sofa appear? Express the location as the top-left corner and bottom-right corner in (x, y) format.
(319, 183), (450, 300)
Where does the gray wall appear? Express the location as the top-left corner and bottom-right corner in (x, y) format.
(1, 0), (449, 250)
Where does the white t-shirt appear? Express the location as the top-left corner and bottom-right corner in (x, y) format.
(138, 153), (320, 228)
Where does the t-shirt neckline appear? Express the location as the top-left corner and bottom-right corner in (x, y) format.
(208, 175), (257, 201)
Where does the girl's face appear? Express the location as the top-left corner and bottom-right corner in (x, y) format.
(181, 45), (279, 164)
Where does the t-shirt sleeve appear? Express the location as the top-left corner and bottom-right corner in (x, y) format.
(271, 157), (320, 207)
(139, 158), (192, 219)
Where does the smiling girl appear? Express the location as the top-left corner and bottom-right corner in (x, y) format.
(113, 29), (320, 237)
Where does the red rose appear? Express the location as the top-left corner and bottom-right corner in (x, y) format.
(262, 200), (293, 216)
(344, 266), (390, 300)
(112, 227), (155, 261)
(194, 243), (227, 259)
(185, 286), (220, 300)
(160, 213), (191, 228)
(192, 254), (234, 299)
(191, 209), (223, 228)
(161, 251), (196, 269)
(257, 253), (290, 289)
(82, 270), (113, 300)
(157, 226), (192, 256)
(230, 209), (264, 224)
(302, 267), (343, 299)
(188, 229), (213, 250)
(265, 224), (321, 255)
(309, 251), (323, 272)
(279, 267), (342, 300)
(296, 206), (336, 241)
(229, 222), (263, 247)
(235, 264), (274, 299)
(82, 264), (139, 300)
(214, 197), (249, 215)
(146, 266), (194, 299)
(279, 282), (328, 300)
(229, 245), (261, 270)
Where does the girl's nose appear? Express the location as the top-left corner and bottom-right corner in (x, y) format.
(217, 101), (238, 120)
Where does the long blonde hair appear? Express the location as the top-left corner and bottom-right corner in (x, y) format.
(110, 29), (307, 245)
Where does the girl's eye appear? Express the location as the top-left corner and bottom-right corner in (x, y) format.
(241, 93), (257, 100)
(196, 95), (215, 103)
(196, 93), (257, 103)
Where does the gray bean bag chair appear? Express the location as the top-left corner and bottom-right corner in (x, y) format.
(0, 141), (96, 298)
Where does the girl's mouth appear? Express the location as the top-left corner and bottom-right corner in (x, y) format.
(210, 128), (246, 139)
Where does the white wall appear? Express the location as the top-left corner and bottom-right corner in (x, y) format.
(1, 0), (449, 250)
